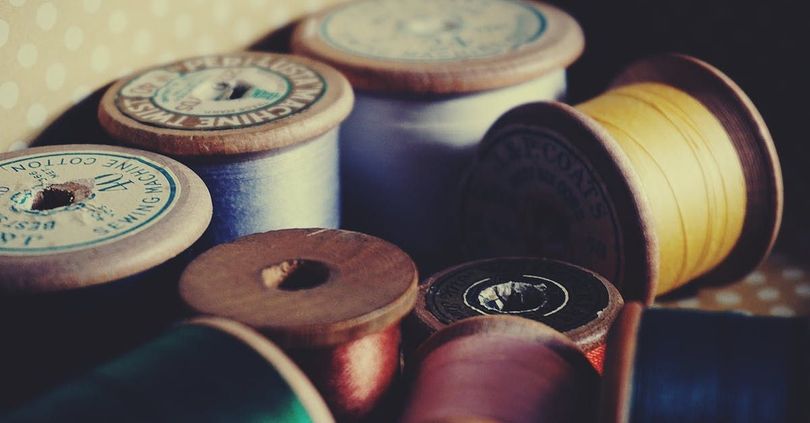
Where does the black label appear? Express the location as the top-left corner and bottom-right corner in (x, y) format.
(426, 258), (610, 332)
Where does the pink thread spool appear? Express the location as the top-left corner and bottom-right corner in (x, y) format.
(402, 315), (600, 423)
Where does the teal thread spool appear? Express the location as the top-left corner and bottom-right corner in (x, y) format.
(2, 318), (334, 423)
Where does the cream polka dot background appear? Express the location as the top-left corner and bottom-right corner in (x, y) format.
(0, 0), (347, 152)
(656, 253), (810, 317)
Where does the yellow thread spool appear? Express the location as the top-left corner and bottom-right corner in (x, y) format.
(460, 54), (782, 303)
(577, 83), (747, 294)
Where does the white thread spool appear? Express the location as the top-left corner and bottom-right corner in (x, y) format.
(99, 53), (354, 245)
(293, 0), (585, 271)
(0, 144), (211, 404)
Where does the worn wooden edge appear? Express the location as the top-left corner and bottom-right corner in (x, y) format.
(598, 302), (643, 423)
(291, 1), (584, 95)
(611, 53), (783, 291)
(459, 101), (659, 304)
(564, 263), (625, 353)
(187, 317), (335, 423)
(412, 315), (596, 379)
(0, 144), (212, 293)
(411, 257), (624, 354)
(180, 228), (419, 347)
(98, 52), (354, 157)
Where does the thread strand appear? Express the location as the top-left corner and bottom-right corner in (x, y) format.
(190, 130), (340, 244)
(577, 83), (746, 294)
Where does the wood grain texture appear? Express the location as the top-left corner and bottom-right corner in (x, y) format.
(98, 52), (354, 157)
(460, 53), (782, 304)
(405, 315), (599, 423)
(291, 1), (584, 94)
(460, 100), (658, 303)
(0, 144), (212, 292)
(598, 302), (643, 423)
(179, 228), (418, 347)
(413, 314), (587, 364)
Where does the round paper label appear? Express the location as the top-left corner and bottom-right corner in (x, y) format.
(116, 55), (326, 130)
(425, 258), (610, 332)
(461, 125), (624, 284)
(320, 0), (547, 62)
(0, 151), (178, 255)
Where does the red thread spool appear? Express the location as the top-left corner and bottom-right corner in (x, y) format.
(408, 257), (623, 372)
(402, 315), (600, 423)
(178, 228), (418, 422)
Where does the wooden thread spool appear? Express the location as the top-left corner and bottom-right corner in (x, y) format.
(460, 53), (783, 303)
(0, 144), (211, 406)
(99, 52), (354, 245)
(402, 315), (600, 423)
(2, 317), (334, 422)
(178, 228), (418, 422)
(408, 257), (623, 372)
(292, 0), (584, 272)
(600, 303), (810, 423)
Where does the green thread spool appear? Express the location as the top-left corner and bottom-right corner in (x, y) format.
(2, 318), (334, 423)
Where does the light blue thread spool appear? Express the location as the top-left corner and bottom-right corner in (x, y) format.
(99, 52), (354, 245)
(291, 0), (584, 272)
(188, 131), (340, 244)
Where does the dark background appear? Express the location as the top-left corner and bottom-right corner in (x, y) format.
(550, 0), (808, 257)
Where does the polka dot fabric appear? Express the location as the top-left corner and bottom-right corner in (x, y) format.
(0, 0), (348, 152)
(656, 253), (810, 317)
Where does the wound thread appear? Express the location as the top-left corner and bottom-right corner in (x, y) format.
(189, 130), (340, 245)
(625, 308), (809, 423)
(577, 83), (747, 295)
(178, 228), (419, 423)
(2, 319), (334, 423)
(403, 316), (600, 423)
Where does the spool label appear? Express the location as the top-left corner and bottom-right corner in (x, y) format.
(320, 0), (547, 62)
(0, 151), (178, 255)
(116, 55), (327, 130)
(426, 258), (610, 332)
(461, 125), (624, 284)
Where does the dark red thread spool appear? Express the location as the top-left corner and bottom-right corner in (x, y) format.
(407, 257), (623, 372)
(402, 315), (601, 423)
(179, 228), (418, 422)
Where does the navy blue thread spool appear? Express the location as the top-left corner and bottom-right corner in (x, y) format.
(98, 52), (354, 245)
(0, 144), (212, 407)
(600, 303), (810, 423)
(2, 318), (335, 422)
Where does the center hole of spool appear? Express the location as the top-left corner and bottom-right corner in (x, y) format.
(261, 259), (330, 291)
(30, 180), (93, 211)
(211, 80), (253, 101)
(478, 282), (548, 313)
